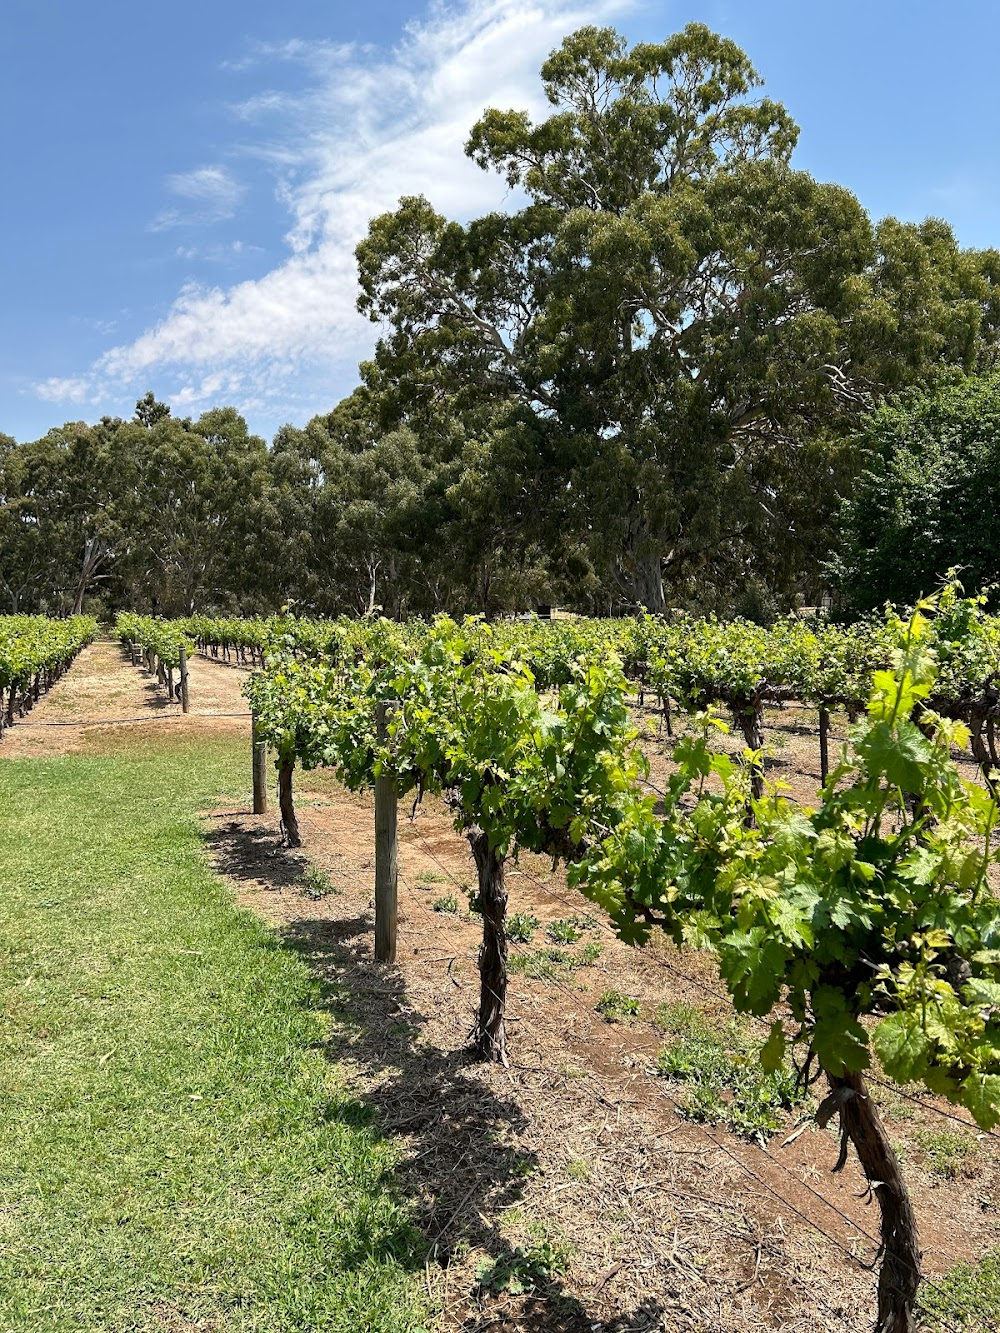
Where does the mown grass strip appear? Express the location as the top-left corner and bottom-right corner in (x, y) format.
(0, 732), (428, 1332)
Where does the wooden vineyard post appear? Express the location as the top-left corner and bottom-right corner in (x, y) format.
(374, 701), (398, 963)
(251, 711), (268, 815)
(819, 705), (830, 785)
(179, 646), (190, 713)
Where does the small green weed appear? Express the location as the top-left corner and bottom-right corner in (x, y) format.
(914, 1127), (979, 1179)
(416, 872), (448, 886)
(564, 1156), (591, 1182)
(476, 1239), (571, 1295)
(655, 1009), (802, 1143)
(653, 1000), (707, 1034)
(507, 912), (540, 943)
(510, 949), (561, 981)
(432, 894), (459, 914)
(302, 863), (339, 899)
(510, 940), (602, 979)
(547, 918), (582, 944)
(597, 990), (640, 1024)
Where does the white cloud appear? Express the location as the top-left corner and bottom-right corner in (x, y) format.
(37, 0), (637, 424)
(34, 376), (94, 405)
(150, 165), (246, 231)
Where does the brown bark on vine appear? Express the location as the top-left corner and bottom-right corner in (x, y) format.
(467, 826), (508, 1064)
(278, 758), (301, 848)
(826, 1069), (921, 1333)
(734, 695), (766, 811)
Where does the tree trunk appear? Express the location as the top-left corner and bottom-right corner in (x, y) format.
(366, 560), (378, 616)
(828, 1070), (921, 1332)
(278, 758), (301, 848)
(71, 537), (107, 614)
(467, 826), (508, 1064)
(633, 553), (665, 615)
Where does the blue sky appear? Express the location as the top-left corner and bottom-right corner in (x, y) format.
(2, 0), (998, 443)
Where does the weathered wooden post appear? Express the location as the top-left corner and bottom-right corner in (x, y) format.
(819, 705), (830, 785)
(374, 700), (398, 963)
(179, 645), (190, 713)
(252, 710), (268, 815)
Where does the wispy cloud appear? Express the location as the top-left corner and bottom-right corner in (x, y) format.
(150, 165), (246, 231)
(36, 0), (637, 424)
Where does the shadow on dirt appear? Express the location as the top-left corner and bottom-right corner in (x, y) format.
(204, 817), (668, 1333)
(116, 643), (173, 711)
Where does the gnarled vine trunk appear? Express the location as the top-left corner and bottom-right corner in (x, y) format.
(827, 1069), (921, 1333)
(734, 695), (766, 808)
(278, 758), (301, 848)
(467, 826), (508, 1063)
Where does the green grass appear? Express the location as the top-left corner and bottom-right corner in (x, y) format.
(913, 1127), (980, 1180)
(0, 733), (428, 1332)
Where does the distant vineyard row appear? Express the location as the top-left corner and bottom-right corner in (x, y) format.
(119, 596), (1000, 738)
(0, 615), (98, 734)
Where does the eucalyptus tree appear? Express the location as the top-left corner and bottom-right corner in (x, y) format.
(113, 405), (271, 615)
(356, 23), (879, 611)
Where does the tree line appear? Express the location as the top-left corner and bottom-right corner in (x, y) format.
(3, 22), (1000, 620)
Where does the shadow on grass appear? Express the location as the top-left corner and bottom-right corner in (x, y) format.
(204, 818), (667, 1333)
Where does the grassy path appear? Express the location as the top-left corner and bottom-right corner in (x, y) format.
(0, 728), (428, 1332)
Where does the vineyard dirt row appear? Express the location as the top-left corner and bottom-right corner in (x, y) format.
(7, 643), (998, 1331)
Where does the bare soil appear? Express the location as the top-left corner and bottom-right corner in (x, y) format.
(0, 640), (250, 757)
(6, 644), (997, 1332)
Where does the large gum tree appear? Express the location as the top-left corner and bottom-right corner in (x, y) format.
(356, 23), (876, 611)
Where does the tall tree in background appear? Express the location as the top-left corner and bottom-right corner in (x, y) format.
(113, 405), (271, 615)
(357, 24), (877, 611)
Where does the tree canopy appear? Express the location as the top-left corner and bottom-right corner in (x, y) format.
(836, 373), (1000, 611)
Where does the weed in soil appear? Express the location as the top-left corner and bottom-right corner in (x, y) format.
(914, 1127), (981, 1180)
(596, 989), (641, 1024)
(547, 917), (582, 944)
(507, 911), (540, 943)
(655, 1005), (804, 1144)
(476, 1238), (572, 1296)
(302, 863), (339, 899)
